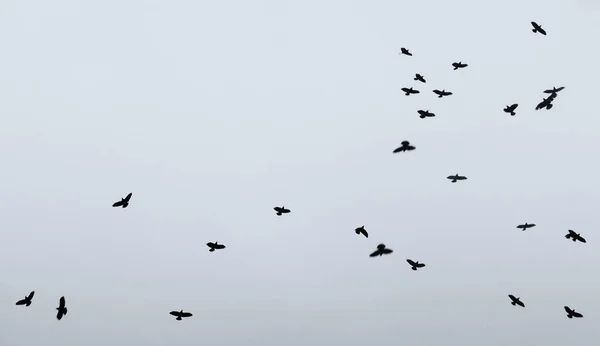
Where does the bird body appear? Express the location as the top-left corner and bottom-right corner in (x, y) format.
(406, 259), (425, 270)
(433, 89), (452, 98)
(274, 206), (290, 216)
(452, 62), (468, 70)
(206, 242), (226, 252)
(565, 230), (586, 243)
(414, 74), (426, 83)
(112, 192), (132, 208)
(508, 294), (525, 307)
(418, 110), (435, 119)
(447, 174), (467, 183)
(355, 226), (368, 238)
(517, 223), (536, 231)
(370, 244), (393, 257)
(564, 306), (583, 318)
(401, 87), (420, 96)
(56, 296), (67, 320)
(16, 291), (35, 307)
(393, 141), (415, 153)
(170, 310), (193, 321)
(400, 47), (412, 56)
(531, 22), (547, 35)
(504, 103), (518, 116)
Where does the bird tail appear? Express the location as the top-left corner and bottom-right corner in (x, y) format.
(412, 267), (417, 271)
(568, 315), (573, 318)
(26, 301), (31, 307)
(511, 111), (515, 116)
(511, 302), (516, 306)
(177, 316), (182, 321)
(452, 179), (457, 183)
(276, 212), (282, 216)
(209, 248), (215, 252)
(64, 308), (67, 315)
(532, 28), (537, 33)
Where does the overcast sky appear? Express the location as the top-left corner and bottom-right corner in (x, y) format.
(1, 0), (600, 345)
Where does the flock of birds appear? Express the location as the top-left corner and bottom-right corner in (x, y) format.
(11, 21), (587, 323)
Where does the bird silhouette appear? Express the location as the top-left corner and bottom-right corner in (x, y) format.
(15, 291), (35, 307)
(406, 259), (426, 271)
(274, 206), (290, 216)
(564, 306), (583, 318)
(565, 230), (586, 243)
(393, 141), (416, 153)
(400, 48), (412, 56)
(370, 244), (393, 257)
(112, 192), (132, 208)
(414, 74), (426, 83)
(56, 296), (67, 320)
(418, 110), (435, 119)
(544, 86), (564, 94)
(516, 223), (536, 231)
(447, 174), (467, 183)
(401, 87), (420, 96)
(170, 310), (193, 321)
(452, 62), (468, 70)
(206, 242), (226, 252)
(355, 226), (368, 238)
(433, 89), (453, 98)
(508, 295), (525, 307)
(535, 96), (555, 110)
(504, 104), (518, 116)
(531, 22), (547, 35)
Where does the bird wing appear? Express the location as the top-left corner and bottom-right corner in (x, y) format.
(215, 244), (226, 249)
(416, 262), (426, 268)
(180, 312), (193, 317)
(508, 294), (516, 301)
(406, 145), (415, 151)
(418, 110), (425, 115)
(517, 301), (525, 307)
(555, 87), (564, 92)
(369, 250), (381, 257)
(361, 229), (368, 238)
(517, 225), (525, 229)
(27, 291), (35, 300)
(572, 311), (583, 318)
(206, 242), (215, 247)
(16, 299), (27, 305)
(112, 200), (124, 207)
(447, 175), (456, 179)
(124, 193), (132, 202)
(393, 147), (403, 153)
(282, 208), (290, 213)
(457, 176), (467, 180)
(406, 259), (416, 266)
(444, 91), (453, 95)
(564, 306), (573, 313)
(539, 27), (547, 35)
(531, 21), (539, 28)
(59, 296), (65, 308)
(529, 224), (536, 227)
(56, 310), (63, 320)
(381, 248), (393, 254)
(433, 90), (441, 94)
(578, 235), (587, 243)
(411, 89), (420, 94)
(170, 311), (180, 316)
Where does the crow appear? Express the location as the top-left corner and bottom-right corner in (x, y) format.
(414, 74), (426, 83)
(393, 141), (415, 153)
(508, 295), (525, 307)
(15, 291), (35, 307)
(565, 230), (586, 243)
(400, 48), (412, 56)
(112, 192), (132, 208)
(170, 310), (193, 321)
(516, 223), (536, 231)
(433, 89), (453, 98)
(56, 296), (67, 321)
(452, 62), (468, 70)
(401, 87), (420, 96)
(504, 104), (518, 116)
(355, 226), (368, 238)
(206, 242), (226, 252)
(531, 22), (547, 35)
(447, 174), (467, 183)
(564, 306), (583, 318)
(406, 259), (426, 271)
(370, 244), (393, 257)
(544, 86), (564, 94)
(535, 96), (555, 110)
(274, 206), (290, 216)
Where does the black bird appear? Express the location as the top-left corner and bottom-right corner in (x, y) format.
(516, 223), (536, 231)
(56, 296), (67, 321)
(433, 89), (453, 98)
(274, 206), (290, 216)
(15, 291), (35, 307)
(401, 87), (420, 96)
(564, 306), (583, 318)
(206, 242), (226, 252)
(508, 295), (525, 307)
(112, 192), (132, 208)
(393, 141), (415, 153)
(170, 310), (193, 321)
(452, 62), (468, 70)
(406, 259), (426, 271)
(565, 230), (586, 243)
(504, 103), (518, 116)
(418, 110), (435, 119)
(531, 22), (547, 35)
(535, 96), (555, 110)
(400, 48), (412, 56)
(355, 226), (368, 238)
(447, 174), (467, 183)
(370, 244), (393, 257)
(544, 86), (564, 94)
(414, 74), (426, 83)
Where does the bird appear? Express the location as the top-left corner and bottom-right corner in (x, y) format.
(206, 242), (226, 252)
(433, 89), (453, 98)
(508, 295), (525, 307)
(414, 74), (426, 83)
(355, 226), (368, 238)
(452, 62), (468, 70)
(56, 296), (67, 320)
(516, 223), (536, 231)
(544, 86), (564, 94)
(401, 87), (420, 96)
(400, 47), (412, 56)
(370, 244), (393, 257)
(565, 230), (586, 243)
(531, 22), (547, 35)
(170, 310), (193, 321)
(564, 306), (583, 318)
(418, 110), (435, 119)
(393, 141), (415, 153)
(406, 259), (426, 271)
(535, 96), (555, 110)
(112, 192), (132, 208)
(274, 206), (290, 216)
(15, 291), (35, 307)
(504, 104), (518, 116)
(447, 174), (467, 183)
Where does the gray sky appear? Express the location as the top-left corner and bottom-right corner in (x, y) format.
(1, 0), (600, 345)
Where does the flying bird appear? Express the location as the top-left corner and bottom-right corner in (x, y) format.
(508, 295), (525, 307)
(452, 62), (468, 70)
(393, 141), (415, 153)
(531, 22), (547, 35)
(112, 192), (132, 208)
(170, 310), (193, 321)
(516, 223), (536, 231)
(56, 296), (67, 320)
(206, 242), (226, 252)
(544, 86), (564, 94)
(433, 89), (453, 98)
(401, 87), (420, 96)
(406, 259), (426, 271)
(504, 104), (518, 116)
(535, 96), (555, 110)
(400, 48), (412, 56)
(418, 110), (435, 119)
(564, 306), (583, 318)
(414, 74), (426, 83)
(370, 244), (393, 257)
(274, 206), (290, 216)
(15, 291), (35, 307)
(355, 226), (368, 238)
(565, 230), (586, 243)
(447, 174), (467, 183)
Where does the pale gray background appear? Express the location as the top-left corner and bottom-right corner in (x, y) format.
(1, 0), (599, 345)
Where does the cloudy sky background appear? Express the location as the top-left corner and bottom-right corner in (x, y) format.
(2, 0), (600, 345)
